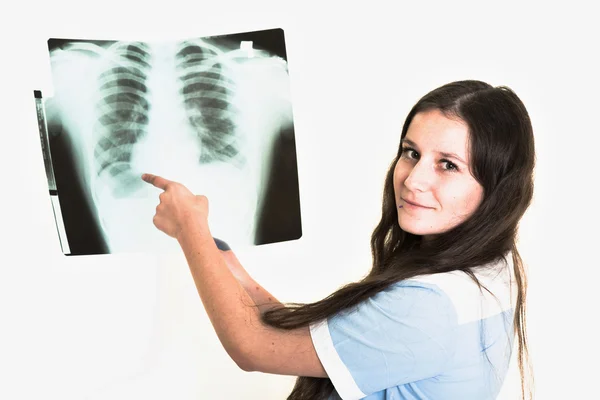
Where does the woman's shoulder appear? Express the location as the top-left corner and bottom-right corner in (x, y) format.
(398, 254), (515, 325)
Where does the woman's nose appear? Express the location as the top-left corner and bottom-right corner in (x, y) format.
(404, 161), (435, 192)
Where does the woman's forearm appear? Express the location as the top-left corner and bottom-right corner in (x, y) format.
(176, 224), (266, 368)
(220, 249), (283, 314)
(177, 224), (325, 376)
(176, 223), (290, 370)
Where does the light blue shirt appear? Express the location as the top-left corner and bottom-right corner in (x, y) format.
(310, 255), (515, 400)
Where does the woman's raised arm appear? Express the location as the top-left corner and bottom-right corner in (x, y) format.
(142, 173), (327, 378)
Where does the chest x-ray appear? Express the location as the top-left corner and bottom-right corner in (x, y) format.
(36, 28), (301, 256)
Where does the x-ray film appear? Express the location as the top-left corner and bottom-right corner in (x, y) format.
(34, 28), (302, 256)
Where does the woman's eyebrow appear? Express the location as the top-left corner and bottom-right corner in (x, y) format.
(402, 138), (466, 164)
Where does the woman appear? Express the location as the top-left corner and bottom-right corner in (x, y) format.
(141, 80), (535, 400)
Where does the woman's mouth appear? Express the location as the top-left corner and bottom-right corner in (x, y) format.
(401, 198), (433, 210)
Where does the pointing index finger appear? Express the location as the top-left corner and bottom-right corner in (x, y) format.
(142, 173), (171, 190)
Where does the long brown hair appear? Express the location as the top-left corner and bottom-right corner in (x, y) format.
(262, 80), (535, 400)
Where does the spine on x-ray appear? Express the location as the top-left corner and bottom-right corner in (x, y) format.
(174, 40), (245, 168)
(92, 41), (152, 198)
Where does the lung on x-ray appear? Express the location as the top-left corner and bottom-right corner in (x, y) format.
(35, 28), (302, 256)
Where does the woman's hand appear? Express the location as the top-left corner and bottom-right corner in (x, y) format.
(141, 173), (209, 241)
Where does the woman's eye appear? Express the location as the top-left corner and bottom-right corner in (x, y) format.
(443, 161), (459, 171)
(401, 147), (418, 158)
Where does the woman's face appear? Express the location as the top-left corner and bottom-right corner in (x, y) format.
(393, 109), (484, 240)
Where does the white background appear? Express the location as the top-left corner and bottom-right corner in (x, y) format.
(1, 1), (598, 399)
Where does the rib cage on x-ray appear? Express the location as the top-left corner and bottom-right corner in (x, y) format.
(92, 40), (246, 198)
(45, 33), (296, 254)
(93, 41), (153, 198)
(175, 40), (243, 166)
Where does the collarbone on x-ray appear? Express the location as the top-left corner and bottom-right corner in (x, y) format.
(47, 36), (294, 253)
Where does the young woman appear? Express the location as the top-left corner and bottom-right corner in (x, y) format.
(141, 80), (535, 400)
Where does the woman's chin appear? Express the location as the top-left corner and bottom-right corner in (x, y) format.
(398, 218), (434, 236)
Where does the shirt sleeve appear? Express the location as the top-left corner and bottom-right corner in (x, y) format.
(309, 279), (459, 399)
